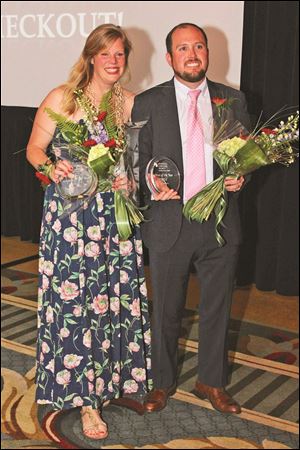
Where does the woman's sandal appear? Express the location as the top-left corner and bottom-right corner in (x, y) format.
(80, 407), (108, 440)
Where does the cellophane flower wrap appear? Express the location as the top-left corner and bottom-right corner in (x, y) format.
(183, 109), (299, 246)
(45, 84), (144, 240)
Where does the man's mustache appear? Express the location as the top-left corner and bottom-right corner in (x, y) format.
(184, 59), (201, 65)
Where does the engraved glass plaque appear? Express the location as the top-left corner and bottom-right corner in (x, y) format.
(145, 156), (180, 195)
(123, 121), (148, 203)
(56, 162), (98, 199)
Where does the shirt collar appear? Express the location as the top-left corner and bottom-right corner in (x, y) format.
(174, 76), (208, 99)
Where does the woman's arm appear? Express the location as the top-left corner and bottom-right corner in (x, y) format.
(26, 87), (73, 182)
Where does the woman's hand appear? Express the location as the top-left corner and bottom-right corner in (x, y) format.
(112, 175), (134, 193)
(51, 159), (74, 183)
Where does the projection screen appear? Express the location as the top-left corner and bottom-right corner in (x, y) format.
(1, 1), (244, 107)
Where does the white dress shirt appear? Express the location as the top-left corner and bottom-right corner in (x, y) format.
(174, 77), (214, 201)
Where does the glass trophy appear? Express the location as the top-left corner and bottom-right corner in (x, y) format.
(124, 120), (148, 204)
(145, 156), (180, 195)
(56, 161), (98, 199)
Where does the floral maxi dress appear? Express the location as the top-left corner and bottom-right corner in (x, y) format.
(36, 165), (152, 410)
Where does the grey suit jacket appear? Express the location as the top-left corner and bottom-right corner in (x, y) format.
(132, 78), (251, 252)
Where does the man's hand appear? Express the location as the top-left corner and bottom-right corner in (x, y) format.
(153, 188), (181, 201)
(224, 176), (245, 192)
(150, 175), (180, 201)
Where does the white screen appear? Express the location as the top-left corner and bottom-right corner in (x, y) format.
(1, 1), (244, 107)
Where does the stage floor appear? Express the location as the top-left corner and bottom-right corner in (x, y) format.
(1, 236), (299, 448)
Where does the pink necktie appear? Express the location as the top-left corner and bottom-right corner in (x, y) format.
(184, 90), (206, 202)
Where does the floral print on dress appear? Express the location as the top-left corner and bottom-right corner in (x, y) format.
(36, 181), (152, 410)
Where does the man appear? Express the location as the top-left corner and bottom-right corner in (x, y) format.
(132, 23), (251, 414)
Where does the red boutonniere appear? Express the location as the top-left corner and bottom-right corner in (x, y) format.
(211, 96), (236, 117)
(212, 97), (227, 106)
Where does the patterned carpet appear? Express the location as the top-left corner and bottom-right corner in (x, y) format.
(1, 267), (299, 448)
(2, 268), (299, 367)
(1, 268), (39, 300)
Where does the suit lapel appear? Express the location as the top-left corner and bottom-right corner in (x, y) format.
(160, 79), (184, 177)
(207, 80), (219, 118)
(207, 80), (226, 177)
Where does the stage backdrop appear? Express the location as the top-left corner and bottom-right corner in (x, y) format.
(2, 1), (244, 106)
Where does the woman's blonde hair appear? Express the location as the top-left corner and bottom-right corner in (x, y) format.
(61, 24), (132, 115)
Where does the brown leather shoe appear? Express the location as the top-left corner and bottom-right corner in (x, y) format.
(144, 384), (176, 413)
(193, 381), (241, 414)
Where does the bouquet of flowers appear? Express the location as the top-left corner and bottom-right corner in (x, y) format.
(183, 109), (299, 246)
(44, 86), (144, 240)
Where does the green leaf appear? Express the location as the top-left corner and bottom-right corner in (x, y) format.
(71, 255), (81, 260)
(52, 284), (59, 293)
(64, 393), (76, 401)
(91, 269), (99, 278)
(69, 274), (79, 280)
(99, 90), (117, 138)
(45, 107), (87, 144)
(122, 359), (132, 366)
(66, 319), (78, 325)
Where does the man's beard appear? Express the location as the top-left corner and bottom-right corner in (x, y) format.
(173, 67), (206, 83)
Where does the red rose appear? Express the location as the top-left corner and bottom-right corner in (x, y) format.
(212, 97), (227, 106)
(35, 172), (51, 185)
(97, 111), (107, 122)
(104, 138), (116, 148)
(261, 128), (276, 135)
(83, 139), (97, 147)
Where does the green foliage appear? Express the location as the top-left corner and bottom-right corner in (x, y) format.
(99, 90), (117, 138)
(45, 107), (87, 144)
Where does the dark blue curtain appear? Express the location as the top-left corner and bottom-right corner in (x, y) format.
(237, 1), (299, 295)
(1, 106), (42, 243)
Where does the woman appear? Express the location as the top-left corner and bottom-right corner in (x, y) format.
(27, 24), (152, 440)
